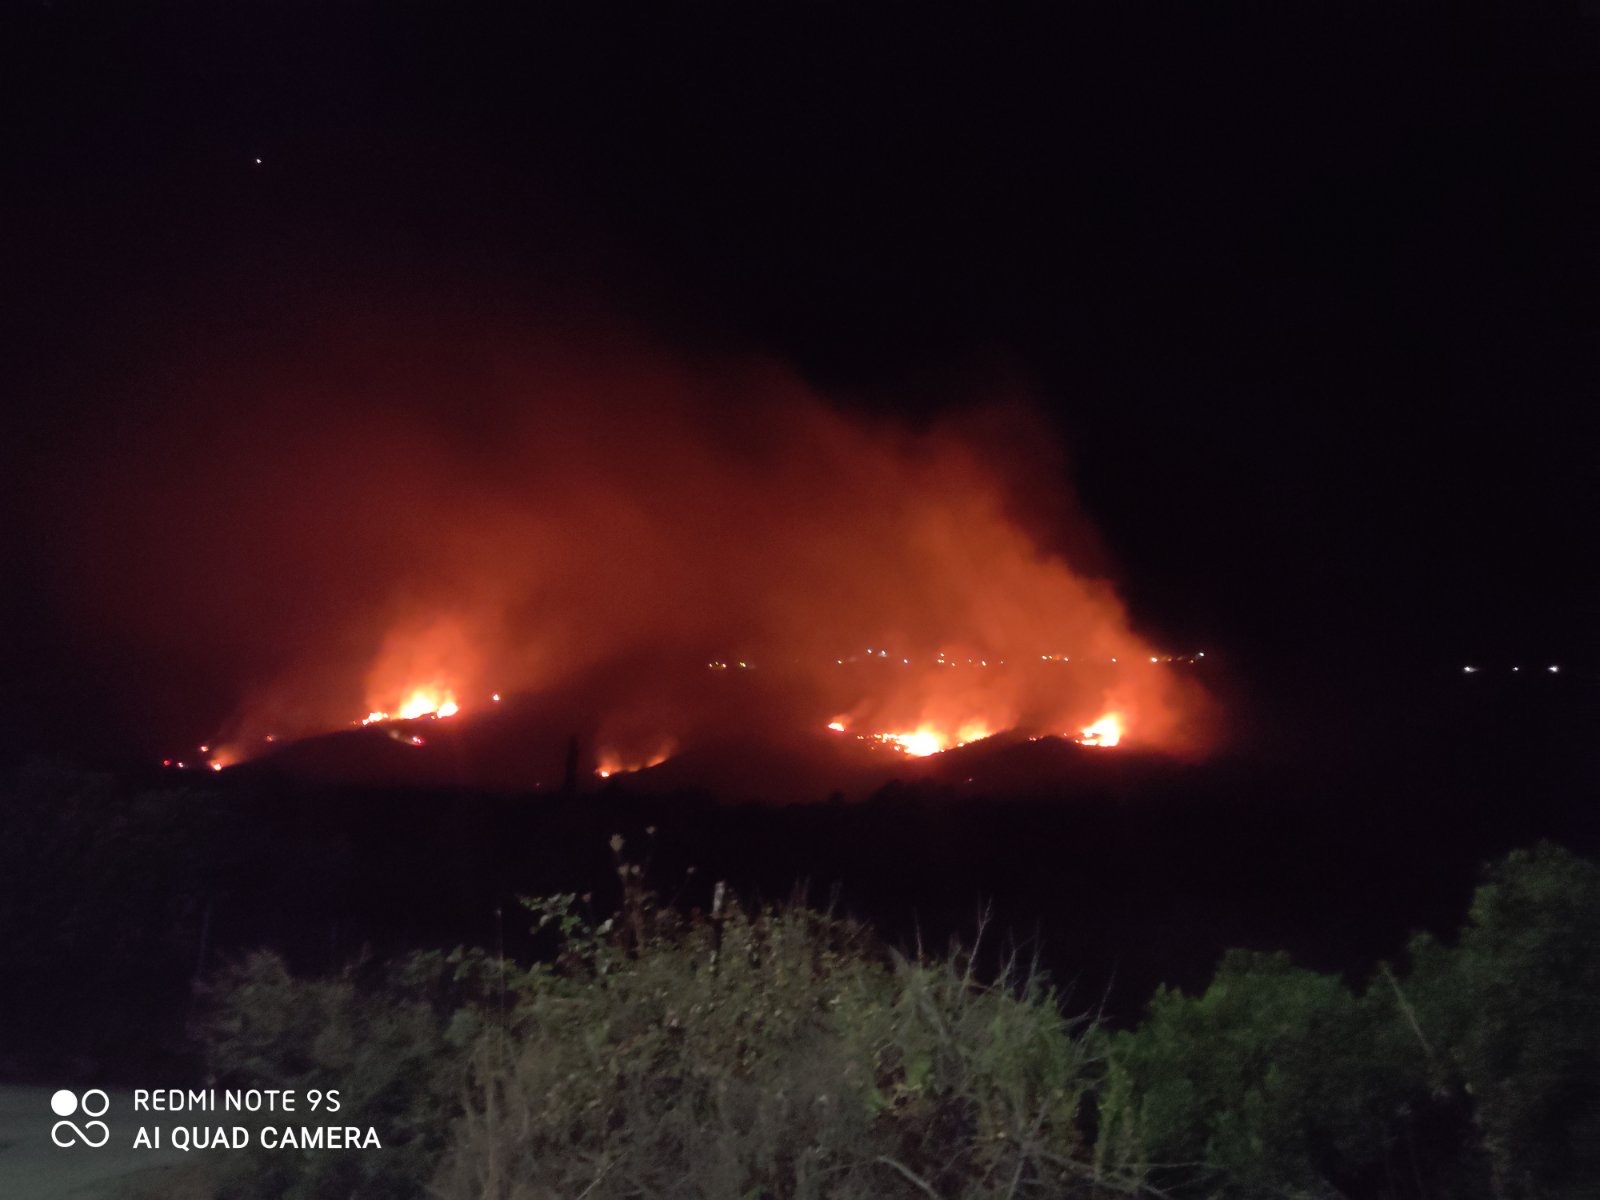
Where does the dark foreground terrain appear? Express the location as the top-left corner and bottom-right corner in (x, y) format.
(0, 660), (1594, 1199)
(2, 658), (1592, 1080)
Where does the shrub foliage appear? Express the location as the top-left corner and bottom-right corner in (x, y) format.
(196, 841), (1599, 1200)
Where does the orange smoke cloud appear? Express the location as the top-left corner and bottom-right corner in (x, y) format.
(44, 317), (1211, 773)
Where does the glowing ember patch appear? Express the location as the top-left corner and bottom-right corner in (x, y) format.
(826, 721), (846, 732)
(1077, 714), (1123, 747)
(595, 746), (674, 779)
(955, 721), (992, 745)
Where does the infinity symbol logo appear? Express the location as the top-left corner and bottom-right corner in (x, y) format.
(50, 1089), (110, 1148)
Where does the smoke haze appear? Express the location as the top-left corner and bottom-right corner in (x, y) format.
(34, 309), (1210, 772)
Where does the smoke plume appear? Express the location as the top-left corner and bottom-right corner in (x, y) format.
(40, 310), (1210, 774)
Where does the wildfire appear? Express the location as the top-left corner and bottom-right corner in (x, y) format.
(360, 686), (460, 726)
(195, 634), (1193, 779)
(830, 719), (994, 757)
(595, 747), (673, 779)
(1076, 713), (1123, 747)
(95, 332), (1231, 781)
(877, 729), (946, 756)
(402, 690), (459, 719)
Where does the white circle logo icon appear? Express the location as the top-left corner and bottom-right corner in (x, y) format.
(51, 1089), (110, 1148)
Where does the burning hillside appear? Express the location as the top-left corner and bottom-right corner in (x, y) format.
(45, 322), (1212, 780)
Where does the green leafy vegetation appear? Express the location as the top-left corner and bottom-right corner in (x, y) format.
(1405, 843), (1600, 1198)
(189, 839), (1598, 1199)
(200, 845), (1133, 1199)
(1095, 950), (1422, 1196)
(435, 895), (1123, 1199)
(1098, 842), (1599, 1199)
(196, 946), (504, 1200)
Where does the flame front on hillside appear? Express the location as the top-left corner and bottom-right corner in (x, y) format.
(1076, 713), (1124, 747)
(84, 335), (1212, 777)
(360, 686), (461, 726)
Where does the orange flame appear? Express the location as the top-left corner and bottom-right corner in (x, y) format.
(358, 689), (459, 725)
(182, 367), (1213, 768)
(1077, 713), (1123, 747)
(876, 729), (946, 757)
(842, 718), (994, 757)
(397, 687), (459, 720)
(355, 616), (480, 728)
(595, 745), (674, 779)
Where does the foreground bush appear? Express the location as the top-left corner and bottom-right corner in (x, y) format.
(1098, 842), (1600, 1199)
(198, 945), (505, 1200)
(1095, 951), (1432, 1197)
(197, 841), (1598, 1199)
(200, 852), (1135, 1199)
(1406, 843), (1600, 1199)
(434, 891), (1127, 1200)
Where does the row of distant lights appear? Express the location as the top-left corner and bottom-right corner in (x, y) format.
(1463, 665), (1560, 675)
(854, 648), (1205, 667)
(711, 651), (1207, 669)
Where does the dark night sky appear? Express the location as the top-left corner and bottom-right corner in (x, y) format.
(2, 3), (1597, 762)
